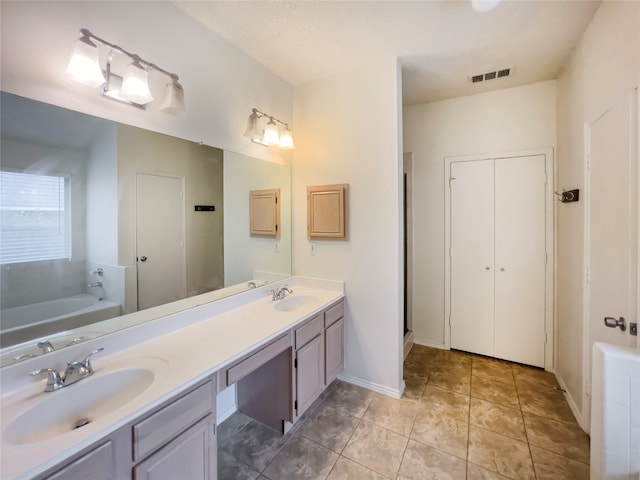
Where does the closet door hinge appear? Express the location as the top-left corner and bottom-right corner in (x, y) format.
(586, 153), (591, 170)
(449, 177), (456, 188)
(586, 267), (591, 284)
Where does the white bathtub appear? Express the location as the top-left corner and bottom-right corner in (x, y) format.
(0, 295), (121, 348)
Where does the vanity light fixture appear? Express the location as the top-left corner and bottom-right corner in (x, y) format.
(66, 28), (185, 113)
(243, 108), (294, 149)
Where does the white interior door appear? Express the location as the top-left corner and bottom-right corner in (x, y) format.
(586, 90), (638, 398)
(450, 159), (495, 357)
(136, 173), (186, 310)
(494, 155), (546, 367)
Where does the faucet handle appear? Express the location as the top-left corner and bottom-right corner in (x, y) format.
(81, 347), (104, 373)
(30, 368), (63, 392)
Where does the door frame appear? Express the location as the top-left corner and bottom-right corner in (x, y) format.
(135, 172), (187, 309)
(582, 88), (639, 429)
(444, 148), (555, 370)
(403, 152), (415, 358)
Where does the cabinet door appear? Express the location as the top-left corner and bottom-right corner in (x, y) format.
(494, 155), (546, 367)
(296, 335), (323, 416)
(449, 160), (495, 357)
(325, 318), (344, 385)
(46, 442), (114, 480)
(133, 415), (215, 480)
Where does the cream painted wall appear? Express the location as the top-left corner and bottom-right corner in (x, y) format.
(555, 0), (640, 427)
(292, 59), (404, 395)
(223, 151), (292, 287)
(86, 123), (118, 266)
(117, 125), (224, 298)
(0, 1), (292, 166)
(403, 81), (557, 347)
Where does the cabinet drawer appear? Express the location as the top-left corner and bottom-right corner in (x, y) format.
(223, 333), (292, 387)
(324, 300), (344, 328)
(46, 441), (113, 480)
(133, 381), (214, 462)
(295, 314), (323, 349)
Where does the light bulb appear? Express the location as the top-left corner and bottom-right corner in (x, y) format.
(65, 36), (105, 87)
(120, 61), (153, 105)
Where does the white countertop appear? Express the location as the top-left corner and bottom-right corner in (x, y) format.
(0, 277), (344, 480)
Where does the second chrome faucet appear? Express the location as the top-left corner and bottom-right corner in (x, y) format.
(271, 285), (293, 301)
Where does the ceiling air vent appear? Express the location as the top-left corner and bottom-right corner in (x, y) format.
(469, 67), (512, 84)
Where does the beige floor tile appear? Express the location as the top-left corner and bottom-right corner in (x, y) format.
(468, 426), (535, 479)
(513, 364), (559, 389)
(411, 409), (468, 459)
(517, 386), (576, 424)
(362, 394), (418, 437)
(217, 450), (261, 480)
(524, 413), (590, 464)
(263, 435), (338, 480)
(403, 357), (431, 379)
(342, 421), (408, 479)
(436, 350), (473, 369)
(469, 397), (526, 442)
(322, 380), (375, 418)
(472, 358), (515, 386)
(220, 420), (289, 472)
(530, 445), (590, 480)
(427, 369), (471, 395)
(403, 374), (427, 400)
(326, 457), (387, 480)
(397, 439), (466, 480)
(297, 403), (360, 453)
(471, 376), (519, 408)
(419, 385), (470, 422)
(431, 361), (473, 376)
(467, 462), (511, 480)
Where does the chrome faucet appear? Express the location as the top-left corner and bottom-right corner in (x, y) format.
(87, 281), (102, 288)
(30, 348), (104, 392)
(271, 285), (293, 301)
(37, 340), (55, 353)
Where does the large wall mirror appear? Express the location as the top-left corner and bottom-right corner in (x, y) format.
(0, 92), (291, 366)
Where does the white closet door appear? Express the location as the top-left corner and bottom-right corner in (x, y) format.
(494, 155), (546, 367)
(450, 160), (495, 357)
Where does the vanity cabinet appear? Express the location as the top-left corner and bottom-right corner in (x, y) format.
(133, 414), (215, 480)
(45, 441), (115, 480)
(293, 300), (344, 418)
(324, 300), (344, 385)
(294, 314), (324, 417)
(40, 376), (217, 480)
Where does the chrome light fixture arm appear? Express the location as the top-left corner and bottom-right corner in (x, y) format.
(79, 28), (180, 84)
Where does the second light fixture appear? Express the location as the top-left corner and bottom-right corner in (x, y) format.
(244, 108), (294, 149)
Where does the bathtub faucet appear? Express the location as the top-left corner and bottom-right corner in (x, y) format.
(87, 281), (102, 288)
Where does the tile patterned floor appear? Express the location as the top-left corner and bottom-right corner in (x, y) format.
(218, 345), (590, 479)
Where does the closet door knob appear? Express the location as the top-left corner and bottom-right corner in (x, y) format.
(485, 267), (490, 270)
(500, 268), (505, 271)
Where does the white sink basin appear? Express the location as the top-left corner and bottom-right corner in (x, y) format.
(273, 295), (317, 312)
(3, 360), (166, 445)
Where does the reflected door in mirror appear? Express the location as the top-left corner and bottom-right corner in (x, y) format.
(136, 173), (186, 310)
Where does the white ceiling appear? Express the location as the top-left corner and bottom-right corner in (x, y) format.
(173, 0), (600, 106)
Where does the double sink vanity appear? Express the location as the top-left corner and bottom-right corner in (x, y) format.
(0, 277), (345, 480)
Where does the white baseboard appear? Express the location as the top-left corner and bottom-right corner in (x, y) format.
(413, 338), (447, 350)
(338, 372), (404, 399)
(404, 331), (415, 360)
(555, 372), (589, 433)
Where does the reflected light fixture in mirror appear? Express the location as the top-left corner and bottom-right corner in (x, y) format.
(243, 108), (294, 149)
(66, 28), (184, 113)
